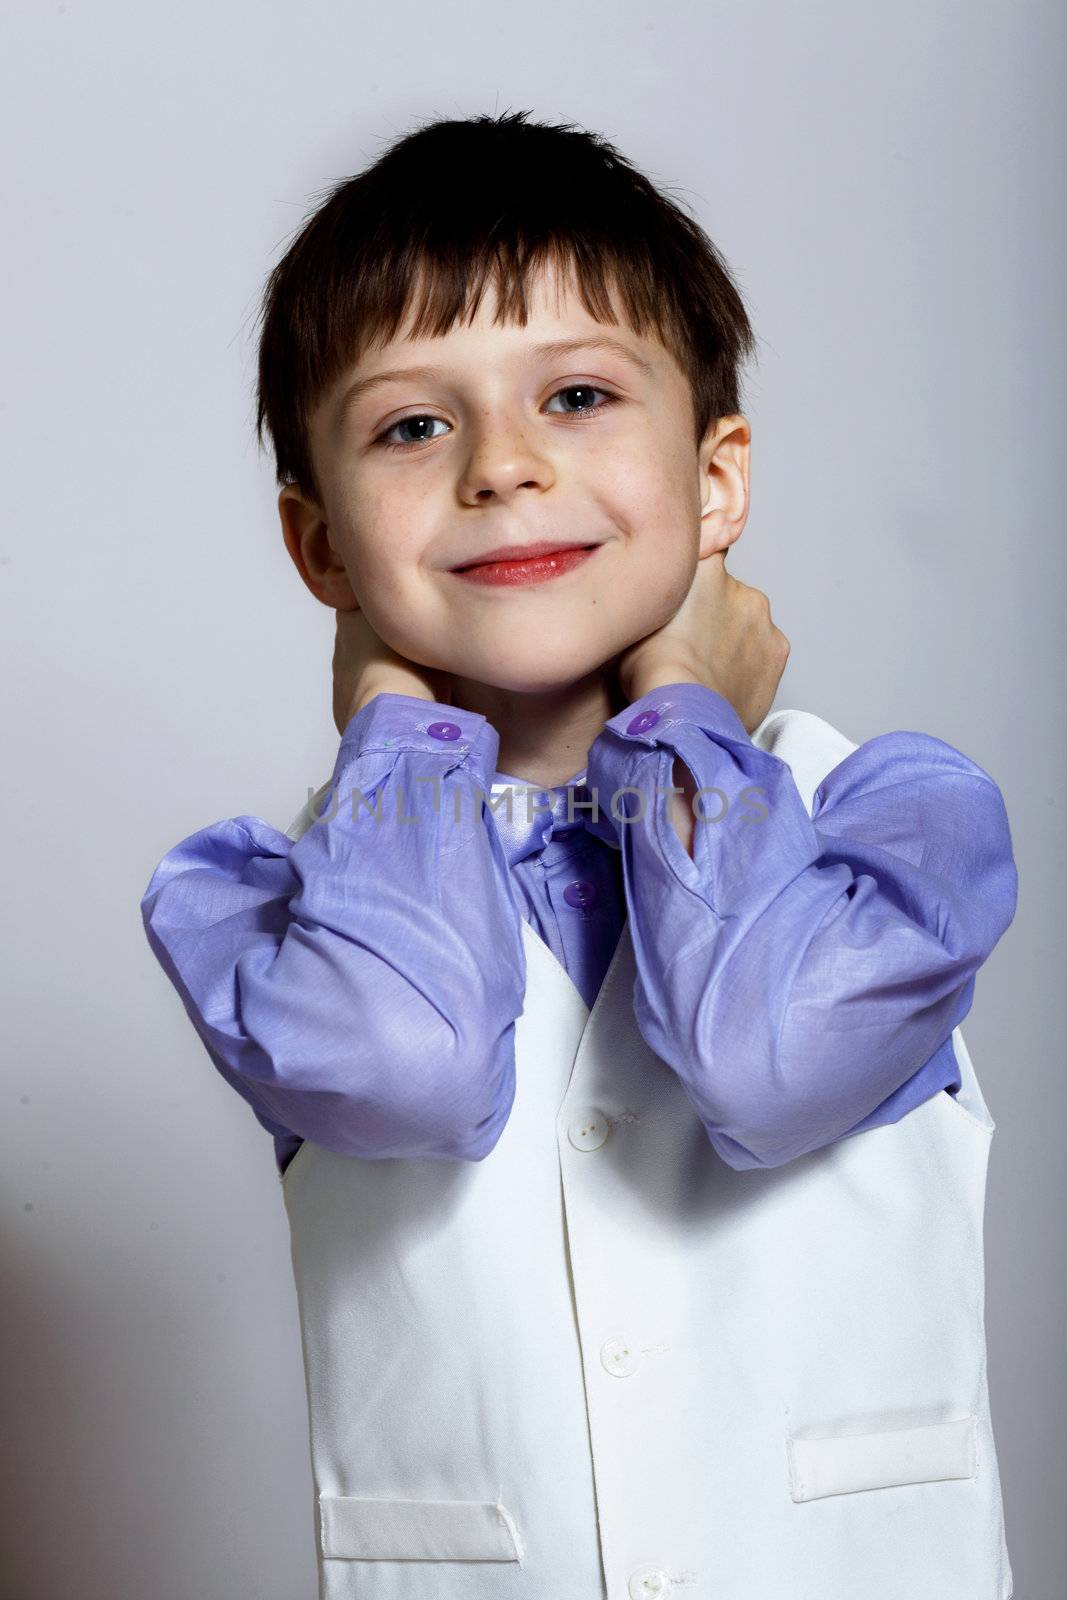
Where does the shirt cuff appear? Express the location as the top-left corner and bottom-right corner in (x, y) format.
(334, 693), (500, 786)
(601, 680), (751, 748)
(582, 682), (751, 843)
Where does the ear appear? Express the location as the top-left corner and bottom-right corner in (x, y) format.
(278, 484), (359, 610)
(696, 414), (751, 560)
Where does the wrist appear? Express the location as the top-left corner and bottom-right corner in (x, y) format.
(349, 677), (436, 719)
(625, 659), (708, 702)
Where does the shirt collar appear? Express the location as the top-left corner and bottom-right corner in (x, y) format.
(489, 768), (618, 867)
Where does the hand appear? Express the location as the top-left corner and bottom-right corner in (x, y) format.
(332, 606), (455, 738)
(616, 551), (790, 735)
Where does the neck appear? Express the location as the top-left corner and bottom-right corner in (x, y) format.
(450, 664), (629, 788)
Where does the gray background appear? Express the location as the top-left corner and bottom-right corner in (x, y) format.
(2, 1), (1062, 1595)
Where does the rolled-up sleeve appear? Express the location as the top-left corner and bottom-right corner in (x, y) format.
(140, 694), (527, 1163)
(584, 683), (1018, 1170)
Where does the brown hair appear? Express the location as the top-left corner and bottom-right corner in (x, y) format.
(254, 109), (758, 503)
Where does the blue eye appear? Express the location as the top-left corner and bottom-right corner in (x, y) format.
(375, 384), (618, 452)
(377, 415), (451, 449)
(544, 384), (615, 416)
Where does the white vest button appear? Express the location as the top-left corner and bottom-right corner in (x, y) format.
(567, 1106), (610, 1150)
(600, 1334), (641, 1376)
(628, 1567), (672, 1598)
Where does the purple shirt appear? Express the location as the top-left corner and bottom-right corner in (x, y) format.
(140, 682), (1017, 1176)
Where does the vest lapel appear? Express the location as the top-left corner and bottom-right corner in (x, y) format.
(519, 914), (638, 1108)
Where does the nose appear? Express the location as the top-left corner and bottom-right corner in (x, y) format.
(457, 411), (556, 504)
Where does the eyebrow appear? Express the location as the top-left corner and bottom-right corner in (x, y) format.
(334, 335), (655, 423)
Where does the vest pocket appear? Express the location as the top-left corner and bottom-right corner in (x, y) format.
(786, 1414), (978, 1503)
(318, 1494), (524, 1561)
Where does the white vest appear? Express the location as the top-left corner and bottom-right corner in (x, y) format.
(279, 707), (1014, 1600)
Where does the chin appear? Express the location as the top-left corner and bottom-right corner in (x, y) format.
(467, 654), (614, 698)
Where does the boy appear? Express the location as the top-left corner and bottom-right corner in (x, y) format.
(140, 112), (1017, 1598)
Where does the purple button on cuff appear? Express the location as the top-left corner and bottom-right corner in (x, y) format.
(626, 709), (661, 735)
(563, 879), (598, 910)
(426, 721), (462, 742)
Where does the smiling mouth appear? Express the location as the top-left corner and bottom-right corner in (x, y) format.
(450, 543), (602, 588)
(451, 541), (599, 572)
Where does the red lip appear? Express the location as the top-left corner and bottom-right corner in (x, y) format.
(450, 540), (597, 571)
(451, 544), (600, 589)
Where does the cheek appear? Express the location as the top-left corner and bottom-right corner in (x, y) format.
(339, 483), (424, 588)
(616, 505), (698, 633)
(619, 460), (699, 573)
(606, 432), (697, 535)
(600, 448), (668, 521)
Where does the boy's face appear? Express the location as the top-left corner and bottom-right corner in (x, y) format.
(287, 258), (749, 696)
